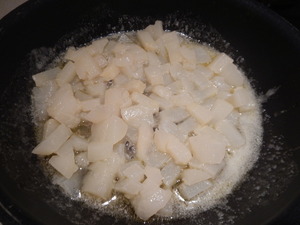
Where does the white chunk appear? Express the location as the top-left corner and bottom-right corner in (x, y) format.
(123, 79), (146, 93)
(145, 151), (171, 168)
(136, 123), (153, 161)
(47, 84), (81, 128)
(160, 107), (189, 124)
(83, 104), (114, 124)
(215, 120), (245, 148)
(104, 87), (132, 115)
(220, 63), (244, 86)
(131, 92), (159, 113)
(87, 141), (113, 162)
(137, 30), (159, 52)
(100, 63), (120, 81)
(32, 124), (72, 155)
(49, 141), (78, 179)
(121, 105), (154, 128)
(69, 134), (88, 151)
(178, 180), (212, 200)
(210, 99), (233, 123)
(115, 178), (142, 196)
(75, 152), (89, 168)
(189, 159), (225, 177)
(182, 168), (212, 185)
(152, 85), (173, 100)
(186, 103), (212, 125)
(42, 118), (59, 140)
(32, 67), (60, 87)
(56, 61), (76, 86)
(208, 53), (233, 74)
(230, 87), (256, 111)
(166, 134), (192, 165)
(120, 161), (145, 182)
(161, 161), (181, 187)
(189, 127), (227, 164)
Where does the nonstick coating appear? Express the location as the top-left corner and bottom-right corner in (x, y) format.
(0, 0), (300, 224)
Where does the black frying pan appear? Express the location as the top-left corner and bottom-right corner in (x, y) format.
(0, 0), (300, 224)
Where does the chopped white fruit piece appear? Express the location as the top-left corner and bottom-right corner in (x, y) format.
(121, 105), (154, 128)
(32, 124), (72, 155)
(90, 38), (109, 54)
(208, 53), (233, 74)
(82, 161), (114, 200)
(178, 180), (212, 200)
(158, 119), (181, 141)
(160, 107), (189, 124)
(32, 67), (60, 87)
(137, 30), (159, 52)
(166, 135), (192, 165)
(189, 159), (225, 177)
(152, 85), (173, 100)
(144, 166), (163, 186)
(115, 178), (142, 196)
(136, 123), (153, 161)
(120, 161), (145, 182)
(69, 134), (88, 151)
(87, 141), (113, 162)
(220, 63), (244, 87)
(123, 79), (146, 93)
(100, 63), (120, 81)
(180, 45), (196, 69)
(132, 187), (172, 220)
(171, 92), (194, 107)
(131, 92), (159, 113)
(154, 130), (172, 153)
(177, 117), (198, 138)
(49, 141), (78, 179)
(149, 93), (174, 110)
(80, 98), (101, 111)
(161, 161), (181, 187)
(194, 46), (211, 64)
(156, 199), (173, 217)
(189, 126), (227, 164)
(182, 168), (212, 185)
(104, 87), (132, 115)
(56, 61), (76, 87)
(144, 65), (166, 85)
(186, 103), (212, 125)
(74, 152), (89, 168)
(47, 84), (81, 128)
(93, 54), (108, 69)
(230, 87), (256, 111)
(210, 99), (233, 123)
(83, 153), (124, 200)
(145, 20), (164, 40)
(83, 104), (114, 124)
(145, 151), (171, 168)
(74, 51), (101, 80)
(215, 120), (245, 148)
(42, 118), (59, 140)
(161, 32), (182, 64)
(91, 115), (128, 144)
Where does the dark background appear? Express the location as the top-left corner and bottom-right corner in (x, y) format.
(0, 0), (299, 224)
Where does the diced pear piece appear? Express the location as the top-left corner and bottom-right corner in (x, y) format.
(87, 141), (113, 162)
(182, 168), (212, 185)
(210, 99), (233, 123)
(131, 187), (172, 220)
(165, 134), (192, 165)
(123, 79), (146, 93)
(121, 105), (154, 128)
(178, 180), (212, 200)
(145, 20), (164, 40)
(215, 120), (245, 148)
(161, 161), (181, 187)
(120, 161), (145, 182)
(189, 127), (227, 164)
(75, 152), (89, 168)
(32, 67), (60, 87)
(115, 178), (143, 196)
(56, 61), (76, 86)
(154, 130), (172, 153)
(152, 85), (173, 100)
(145, 151), (171, 168)
(161, 31), (182, 64)
(171, 92), (194, 107)
(220, 63), (244, 87)
(74, 50), (101, 80)
(42, 118), (59, 140)
(80, 98), (101, 111)
(137, 30), (159, 52)
(160, 107), (189, 124)
(83, 104), (114, 124)
(131, 92), (159, 113)
(136, 123), (153, 161)
(100, 63), (120, 81)
(186, 103), (212, 125)
(104, 87), (132, 115)
(91, 115), (128, 144)
(194, 46), (211, 64)
(144, 65), (165, 85)
(49, 141), (78, 179)
(32, 124), (72, 155)
(90, 38), (108, 54)
(230, 87), (256, 111)
(189, 158), (225, 177)
(47, 84), (81, 128)
(144, 166), (163, 186)
(208, 53), (233, 74)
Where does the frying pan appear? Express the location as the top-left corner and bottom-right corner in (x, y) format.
(0, 0), (300, 224)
